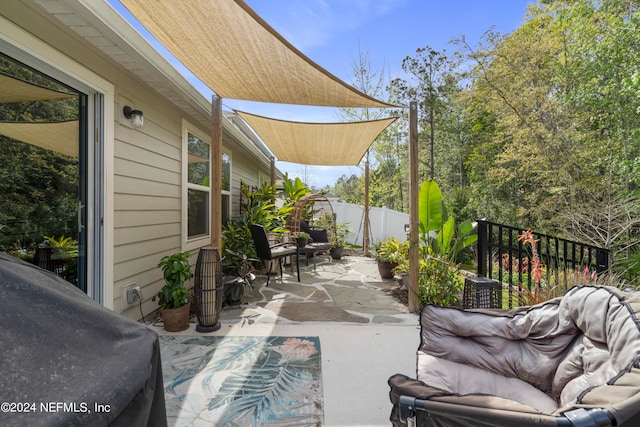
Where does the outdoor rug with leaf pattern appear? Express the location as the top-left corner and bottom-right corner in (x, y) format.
(159, 335), (323, 426)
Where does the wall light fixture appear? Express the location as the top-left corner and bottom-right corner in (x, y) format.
(123, 106), (144, 129)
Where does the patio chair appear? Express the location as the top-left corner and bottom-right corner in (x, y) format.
(388, 285), (640, 427)
(298, 219), (332, 269)
(249, 224), (300, 286)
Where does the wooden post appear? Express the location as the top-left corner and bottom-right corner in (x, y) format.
(270, 156), (276, 186)
(408, 101), (420, 313)
(211, 95), (222, 251)
(364, 159), (370, 256)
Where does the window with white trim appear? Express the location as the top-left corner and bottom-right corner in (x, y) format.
(185, 129), (210, 242)
(221, 151), (231, 225)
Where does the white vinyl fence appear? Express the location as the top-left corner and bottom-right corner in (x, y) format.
(332, 201), (409, 246)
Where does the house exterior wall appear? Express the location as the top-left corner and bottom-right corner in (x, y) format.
(0, 2), (272, 320)
(230, 151), (263, 216)
(112, 86), (187, 318)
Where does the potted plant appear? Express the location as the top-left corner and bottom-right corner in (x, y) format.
(374, 237), (402, 279)
(392, 240), (411, 287)
(291, 231), (310, 248)
(154, 251), (193, 331)
(330, 222), (349, 260)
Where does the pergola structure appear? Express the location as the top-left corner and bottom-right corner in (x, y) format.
(121, 0), (421, 312)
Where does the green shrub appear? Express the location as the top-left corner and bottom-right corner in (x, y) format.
(374, 237), (403, 263)
(417, 255), (464, 307)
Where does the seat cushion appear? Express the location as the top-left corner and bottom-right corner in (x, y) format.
(306, 242), (331, 251)
(418, 353), (559, 414)
(309, 228), (328, 243)
(300, 220), (329, 243)
(418, 286), (640, 416)
(270, 245), (297, 258)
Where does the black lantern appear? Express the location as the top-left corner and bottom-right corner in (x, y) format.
(194, 247), (224, 332)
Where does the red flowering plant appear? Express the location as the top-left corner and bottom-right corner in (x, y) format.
(563, 265), (599, 288)
(501, 253), (530, 273)
(512, 229), (559, 306)
(584, 267), (597, 282)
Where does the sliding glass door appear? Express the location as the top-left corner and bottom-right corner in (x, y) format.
(0, 53), (88, 292)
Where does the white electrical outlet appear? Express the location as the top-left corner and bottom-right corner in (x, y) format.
(126, 286), (140, 304)
(121, 283), (139, 309)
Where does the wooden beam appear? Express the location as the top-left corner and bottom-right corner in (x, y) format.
(211, 95), (222, 251)
(408, 101), (420, 313)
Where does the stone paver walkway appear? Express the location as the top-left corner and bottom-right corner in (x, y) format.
(219, 255), (416, 325)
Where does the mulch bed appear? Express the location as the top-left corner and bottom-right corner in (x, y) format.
(343, 247), (367, 257)
(385, 286), (408, 307)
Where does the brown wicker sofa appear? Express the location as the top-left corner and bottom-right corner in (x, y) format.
(389, 285), (640, 426)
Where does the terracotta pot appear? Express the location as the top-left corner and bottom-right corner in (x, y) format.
(377, 260), (398, 279)
(161, 303), (190, 332)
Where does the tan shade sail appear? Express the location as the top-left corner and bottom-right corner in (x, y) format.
(0, 121), (78, 157)
(120, 0), (394, 108)
(0, 73), (76, 103)
(236, 110), (397, 166)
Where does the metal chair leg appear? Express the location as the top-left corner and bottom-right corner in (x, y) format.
(266, 260), (273, 286)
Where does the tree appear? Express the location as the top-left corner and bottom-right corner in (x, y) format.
(456, 6), (583, 229)
(452, 0), (640, 281)
(333, 174), (364, 204)
(338, 47), (403, 208)
(550, 0), (640, 193)
(389, 46), (462, 182)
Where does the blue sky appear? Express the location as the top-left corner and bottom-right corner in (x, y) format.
(112, 0), (532, 188)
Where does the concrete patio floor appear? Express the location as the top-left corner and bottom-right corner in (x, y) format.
(153, 254), (421, 426)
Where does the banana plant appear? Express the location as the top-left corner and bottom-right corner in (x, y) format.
(281, 172), (312, 203)
(436, 217), (478, 263)
(418, 180), (477, 263)
(418, 180), (445, 241)
(239, 180), (291, 232)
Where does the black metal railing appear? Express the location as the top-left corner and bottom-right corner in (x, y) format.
(477, 220), (610, 307)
